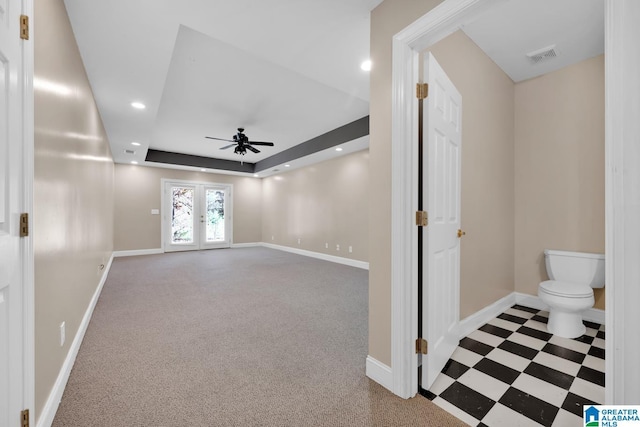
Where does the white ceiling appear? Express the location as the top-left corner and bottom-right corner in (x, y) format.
(462, 0), (604, 83)
(62, 0), (604, 177)
(62, 0), (381, 174)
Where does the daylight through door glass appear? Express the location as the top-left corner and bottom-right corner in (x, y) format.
(171, 187), (194, 243)
(206, 189), (225, 242)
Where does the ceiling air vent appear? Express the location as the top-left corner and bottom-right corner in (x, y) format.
(124, 149), (136, 155)
(526, 44), (558, 64)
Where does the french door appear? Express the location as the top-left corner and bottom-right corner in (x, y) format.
(163, 180), (232, 252)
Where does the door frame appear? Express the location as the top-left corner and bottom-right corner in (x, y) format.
(160, 178), (233, 252)
(390, 0), (638, 403)
(22, 0), (35, 422)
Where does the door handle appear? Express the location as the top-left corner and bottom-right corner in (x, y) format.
(457, 229), (466, 238)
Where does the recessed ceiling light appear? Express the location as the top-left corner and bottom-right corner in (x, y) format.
(360, 59), (372, 71)
(253, 174), (259, 178)
(335, 147), (343, 152)
(200, 168), (206, 172)
(131, 142), (141, 146)
(130, 101), (146, 109)
(131, 161), (138, 165)
(285, 164), (290, 168)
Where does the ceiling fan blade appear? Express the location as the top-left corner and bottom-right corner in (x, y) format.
(246, 145), (260, 153)
(248, 141), (274, 146)
(220, 144), (236, 150)
(205, 136), (235, 143)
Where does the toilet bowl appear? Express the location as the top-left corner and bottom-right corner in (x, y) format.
(537, 250), (604, 338)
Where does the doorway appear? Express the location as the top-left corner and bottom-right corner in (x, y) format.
(162, 180), (233, 252)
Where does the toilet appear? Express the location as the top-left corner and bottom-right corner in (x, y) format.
(538, 249), (605, 338)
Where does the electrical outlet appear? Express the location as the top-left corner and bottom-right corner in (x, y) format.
(297, 238), (301, 245)
(349, 246), (353, 253)
(336, 244), (340, 251)
(271, 235), (274, 241)
(60, 321), (66, 347)
(325, 243), (328, 249)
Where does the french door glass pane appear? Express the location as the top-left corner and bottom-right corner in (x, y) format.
(206, 189), (225, 242)
(171, 187), (194, 243)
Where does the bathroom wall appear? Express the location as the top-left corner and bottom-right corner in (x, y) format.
(426, 31), (516, 319)
(514, 55), (605, 309)
(261, 150), (369, 262)
(114, 165), (263, 250)
(34, 0), (115, 419)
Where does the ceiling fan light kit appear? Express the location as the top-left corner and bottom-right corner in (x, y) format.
(205, 128), (274, 158)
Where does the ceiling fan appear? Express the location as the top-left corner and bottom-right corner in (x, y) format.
(205, 128), (274, 156)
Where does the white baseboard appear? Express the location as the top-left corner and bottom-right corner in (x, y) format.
(457, 292), (517, 338)
(457, 291), (606, 340)
(366, 356), (393, 393)
(230, 242), (260, 248)
(260, 242), (369, 270)
(515, 292), (606, 325)
(37, 253), (114, 427)
(113, 248), (163, 257)
(514, 292), (548, 311)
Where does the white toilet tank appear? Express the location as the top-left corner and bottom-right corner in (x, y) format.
(544, 249), (605, 288)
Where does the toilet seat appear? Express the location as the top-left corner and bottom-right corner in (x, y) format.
(539, 280), (592, 298)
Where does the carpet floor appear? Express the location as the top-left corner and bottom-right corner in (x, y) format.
(52, 247), (465, 426)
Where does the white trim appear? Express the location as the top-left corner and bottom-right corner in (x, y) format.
(22, 0), (35, 421)
(260, 243), (369, 270)
(365, 356), (393, 393)
(514, 292), (606, 326)
(36, 253), (114, 427)
(604, 0), (640, 405)
(230, 242), (260, 249)
(583, 308), (606, 326)
(456, 292), (606, 340)
(390, 0), (505, 400)
(514, 292), (547, 311)
(113, 248), (163, 258)
(457, 293), (516, 339)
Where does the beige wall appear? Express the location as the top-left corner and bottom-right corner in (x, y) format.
(515, 55), (605, 309)
(369, 0), (443, 366)
(427, 31), (515, 319)
(34, 0), (114, 419)
(261, 150), (369, 262)
(114, 165), (262, 250)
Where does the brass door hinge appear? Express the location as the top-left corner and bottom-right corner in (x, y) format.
(415, 338), (428, 354)
(416, 83), (429, 100)
(20, 15), (29, 40)
(21, 409), (29, 427)
(415, 211), (428, 227)
(19, 213), (29, 237)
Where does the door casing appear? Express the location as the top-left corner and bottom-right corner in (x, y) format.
(389, 0), (638, 404)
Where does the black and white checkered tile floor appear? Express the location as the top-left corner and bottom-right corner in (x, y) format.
(420, 304), (605, 426)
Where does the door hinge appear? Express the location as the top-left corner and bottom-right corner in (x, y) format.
(416, 83), (429, 100)
(21, 409), (29, 427)
(415, 338), (428, 354)
(19, 213), (29, 237)
(415, 210), (428, 227)
(20, 15), (29, 40)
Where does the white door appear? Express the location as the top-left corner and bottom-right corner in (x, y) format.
(1, 0), (29, 424)
(164, 181), (232, 252)
(421, 53), (462, 389)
